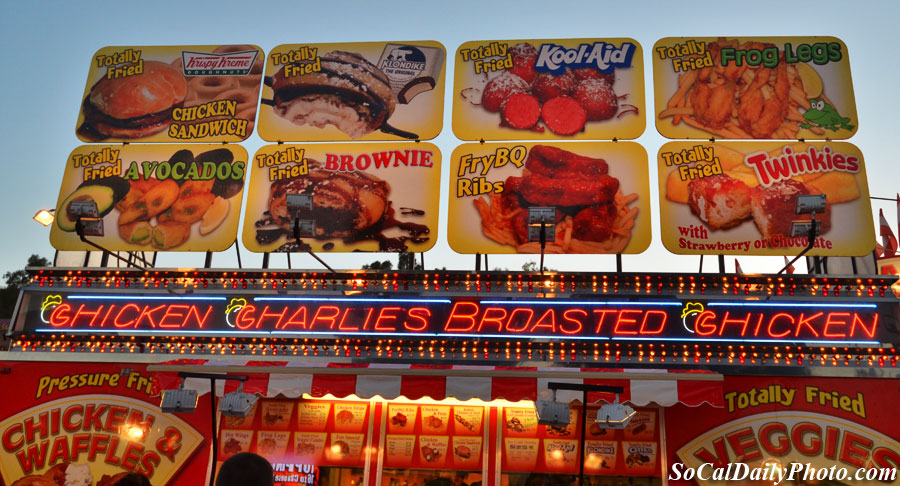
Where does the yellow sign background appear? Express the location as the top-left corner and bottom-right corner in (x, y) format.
(242, 143), (441, 253)
(656, 141), (874, 256)
(453, 38), (645, 141)
(653, 36), (857, 140)
(258, 41), (446, 142)
(77, 45), (264, 143)
(448, 142), (651, 254)
(50, 144), (247, 252)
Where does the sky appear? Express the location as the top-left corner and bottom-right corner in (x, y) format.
(1, 0), (898, 278)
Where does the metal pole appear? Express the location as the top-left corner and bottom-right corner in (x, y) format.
(475, 253), (481, 272)
(204, 251), (212, 269)
(420, 252), (425, 270)
(718, 255), (725, 273)
(616, 254), (622, 273)
(484, 254), (489, 271)
(699, 255), (704, 273)
(287, 253), (292, 270)
(262, 253), (270, 269)
(579, 390), (587, 486)
(208, 378), (218, 486)
(234, 241), (242, 269)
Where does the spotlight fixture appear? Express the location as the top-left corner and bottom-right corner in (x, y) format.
(218, 382), (258, 417)
(33, 209), (55, 226)
(595, 394), (635, 429)
(160, 380), (198, 413)
(536, 389), (570, 427)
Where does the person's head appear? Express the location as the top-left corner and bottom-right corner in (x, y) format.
(114, 473), (152, 486)
(216, 452), (274, 486)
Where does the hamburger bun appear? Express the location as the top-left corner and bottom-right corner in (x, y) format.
(80, 60), (188, 140)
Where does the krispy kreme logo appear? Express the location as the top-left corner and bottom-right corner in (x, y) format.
(181, 50), (258, 76)
(0, 395), (203, 484)
(675, 411), (900, 485)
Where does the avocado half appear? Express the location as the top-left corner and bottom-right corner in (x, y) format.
(56, 177), (129, 232)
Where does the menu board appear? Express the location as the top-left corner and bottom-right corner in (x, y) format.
(258, 41), (446, 142)
(217, 399), (370, 468)
(453, 38), (645, 141)
(653, 36), (857, 140)
(501, 406), (660, 477)
(77, 45), (264, 143)
(657, 141), (874, 256)
(383, 404), (484, 470)
(50, 144), (247, 252)
(502, 406), (579, 473)
(448, 142), (651, 254)
(242, 143), (441, 253)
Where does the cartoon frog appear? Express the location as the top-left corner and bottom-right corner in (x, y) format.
(800, 99), (855, 131)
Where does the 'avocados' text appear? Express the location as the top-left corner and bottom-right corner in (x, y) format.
(123, 160), (245, 183)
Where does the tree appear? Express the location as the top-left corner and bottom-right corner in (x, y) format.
(362, 260), (393, 271)
(1, 254), (50, 318)
(522, 261), (555, 272)
(398, 252), (423, 271)
(4, 254), (49, 289)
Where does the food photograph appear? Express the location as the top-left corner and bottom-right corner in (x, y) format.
(241, 143), (441, 253)
(452, 38), (645, 141)
(76, 45), (264, 143)
(50, 145), (247, 252)
(448, 142), (651, 254)
(257, 41), (446, 142)
(657, 141), (874, 256)
(653, 36), (858, 140)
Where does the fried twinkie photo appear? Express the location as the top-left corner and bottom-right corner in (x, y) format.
(665, 143), (860, 242)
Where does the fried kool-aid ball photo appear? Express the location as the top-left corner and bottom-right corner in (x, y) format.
(573, 78), (618, 121)
(507, 43), (538, 84)
(460, 41), (636, 137)
(687, 174), (752, 230)
(482, 72), (530, 112)
(531, 70), (576, 103)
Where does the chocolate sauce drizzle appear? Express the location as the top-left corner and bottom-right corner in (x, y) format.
(255, 204), (429, 253)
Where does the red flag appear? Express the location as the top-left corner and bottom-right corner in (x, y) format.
(876, 241), (885, 258)
(880, 208), (898, 257)
(735, 259), (743, 275)
(783, 256), (795, 274)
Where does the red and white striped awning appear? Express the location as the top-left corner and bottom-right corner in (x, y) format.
(152, 361), (723, 407)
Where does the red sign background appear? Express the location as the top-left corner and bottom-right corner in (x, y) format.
(665, 375), (900, 485)
(0, 361), (211, 486)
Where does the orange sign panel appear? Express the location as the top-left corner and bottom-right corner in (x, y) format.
(453, 38), (645, 140)
(50, 145), (247, 252)
(653, 36), (857, 140)
(657, 141), (874, 256)
(258, 41), (446, 142)
(448, 142), (651, 254)
(77, 45), (264, 143)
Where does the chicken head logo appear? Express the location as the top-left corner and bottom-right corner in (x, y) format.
(40, 295), (63, 324)
(680, 302), (704, 333)
(225, 298), (247, 328)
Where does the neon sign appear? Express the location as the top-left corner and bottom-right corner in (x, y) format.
(16, 292), (894, 346)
